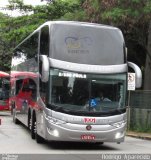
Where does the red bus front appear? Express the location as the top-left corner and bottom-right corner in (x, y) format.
(0, 71), (10, 111)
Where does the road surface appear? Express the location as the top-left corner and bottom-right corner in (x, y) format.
(0, 111), (151, 160)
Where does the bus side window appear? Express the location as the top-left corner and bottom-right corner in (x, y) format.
(40, 26), (49, 56)
(40, 80), (47, 104)
(16, 79), (23, 95)
(28, 79), (37, 100)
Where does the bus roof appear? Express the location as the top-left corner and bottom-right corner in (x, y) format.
(14, 21), (126, 66)
(37, 21), (120, 31)
(11, 71), (37, 78)
(0, 71), (9, 77)
(15, 21), (123, 50)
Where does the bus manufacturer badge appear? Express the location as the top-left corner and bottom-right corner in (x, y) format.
(86, 125), (92, 131)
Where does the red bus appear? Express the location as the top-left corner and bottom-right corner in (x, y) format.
(0, 71), (10, 111)
(10, 71), (38, 119)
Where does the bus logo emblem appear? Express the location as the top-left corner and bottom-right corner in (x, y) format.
(86, 125), (92, 131)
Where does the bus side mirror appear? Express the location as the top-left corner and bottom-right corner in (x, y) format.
(40, 55), (49, 82)
(128, 61), (142, 88)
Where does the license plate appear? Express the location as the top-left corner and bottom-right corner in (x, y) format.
(81, 134), (95, 140)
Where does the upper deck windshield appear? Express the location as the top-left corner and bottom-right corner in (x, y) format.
(51, 23), (125, 65)
(48, 69), (127, 116)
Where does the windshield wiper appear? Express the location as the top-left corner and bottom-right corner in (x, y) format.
(108, 107), (126, 114)
(47, 104), (126, 116)
(48, 104), (74, 113)
(48, 104), (64, 112)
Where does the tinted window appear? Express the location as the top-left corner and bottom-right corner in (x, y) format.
(16, 79), (23, 95)
(48, 69), (127, 114)
(13, 32), (39, 63)
(16, 78), (37, 101)
(40, 26), (49, 56)
(40, 80), (47, 104)
(51, 24), (124, 65)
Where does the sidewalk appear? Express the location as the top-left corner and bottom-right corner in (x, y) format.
(126, 131), (151, 140)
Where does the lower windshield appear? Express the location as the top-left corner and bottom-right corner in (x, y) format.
(48, 69), (127, 114)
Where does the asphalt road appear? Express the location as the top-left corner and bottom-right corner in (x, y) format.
(0, 111), (151, 160)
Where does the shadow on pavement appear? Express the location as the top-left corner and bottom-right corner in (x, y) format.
(45, 141), (118, 151)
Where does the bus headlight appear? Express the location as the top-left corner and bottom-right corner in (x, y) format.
(47, 128), (60, 137)
(110, 120), (126, 128)
(44, 112), (66, 125)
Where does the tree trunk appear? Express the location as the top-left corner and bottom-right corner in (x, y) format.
(144, 22), (151, 90)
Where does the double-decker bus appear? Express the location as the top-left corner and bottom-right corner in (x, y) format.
(0, 71), (10, 111)
(10, 21), (142, 144)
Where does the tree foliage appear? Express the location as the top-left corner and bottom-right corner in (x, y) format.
(2, 0), (84, 46)
(82, 0), (151, 69)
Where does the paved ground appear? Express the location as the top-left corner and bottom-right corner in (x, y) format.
(0, 111), (151, 159)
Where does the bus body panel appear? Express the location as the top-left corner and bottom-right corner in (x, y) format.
(49, 58), (128, 74)
(45, 121), (126, 143)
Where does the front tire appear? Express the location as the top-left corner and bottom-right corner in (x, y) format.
(31, 114), (36, 139)
(36, 132), (44, 144)
(31, 112), (44, 143)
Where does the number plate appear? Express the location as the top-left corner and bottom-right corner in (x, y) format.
(81, 134), (95, 140)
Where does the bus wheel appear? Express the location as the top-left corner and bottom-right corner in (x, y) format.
(31, 113), (44, 143)
(12, 108), (19, 124)
(28, 112), (31, 130)
(36, 131), (44, 144)
(31, 114), (36, 139)
(34, 117), (44, 143)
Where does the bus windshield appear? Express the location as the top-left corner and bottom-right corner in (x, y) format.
(0, 77), (10, 100)
(48, 68), (127, 115)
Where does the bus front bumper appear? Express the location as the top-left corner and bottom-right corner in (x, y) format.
(45, 121), (126, 143)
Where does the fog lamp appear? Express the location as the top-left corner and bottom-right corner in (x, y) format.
(115, 132), (122, 139)
(47, 128), (60, 137)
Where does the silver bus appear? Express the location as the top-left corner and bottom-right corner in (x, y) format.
(10, 21), (142, 144)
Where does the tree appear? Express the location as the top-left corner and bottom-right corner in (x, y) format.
(8, 0), (33, 13)
(82, 0), (151, 88)
(0, 13), (12, 71)
(0, 0), (83, 70)
(59, 0), (88, 21)
(4, 0), (84, 46)
(144, 22), (151, 89)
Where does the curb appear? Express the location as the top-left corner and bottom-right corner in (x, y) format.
(127, 132), (151, 141)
